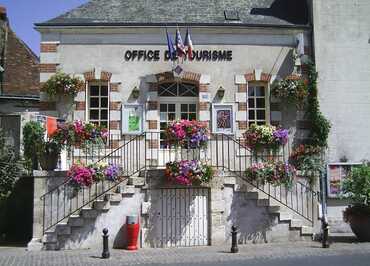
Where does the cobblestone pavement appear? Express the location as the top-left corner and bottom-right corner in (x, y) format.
(0, 242), (370, 266)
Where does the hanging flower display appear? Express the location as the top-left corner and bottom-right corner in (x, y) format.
(243, 124), (289, 151)
(271, 77), (308, 108)
(166, 120), (209, 149)
(68, 163), (120, 189)
(41, 71), (84, 99)
(165, 160), (214, 186)
(246, 161), (296, 188)
(51, 120), (108, 148)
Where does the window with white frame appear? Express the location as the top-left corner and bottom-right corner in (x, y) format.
(247, 84), (269, 127)
(88, 82), (109, 128)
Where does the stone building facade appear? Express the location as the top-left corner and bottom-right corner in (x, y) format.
(29, 0), (329, 250)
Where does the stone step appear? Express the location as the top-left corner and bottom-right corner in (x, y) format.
(68, 215), (84, 227)
(93, 200), (110, 211)
(301, 226), (314, 235)
(122, 185), (136, 195)
(290, 219), (303, 228)
(81, 208), (99, 219)
(279, 213), (293, 222)
(268, 205), (281, 214)
(56, 223), (71, 236)
(128, 176), (145, 186)
(106, 193), (122, 205)
(42, 232), (57, 243)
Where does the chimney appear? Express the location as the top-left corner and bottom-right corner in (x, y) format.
(0, 6), (7, 21)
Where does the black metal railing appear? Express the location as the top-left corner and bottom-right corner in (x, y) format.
(42, 132), (319, 233)
(41, 133), (145, 233)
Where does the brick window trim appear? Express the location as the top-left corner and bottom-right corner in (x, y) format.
(39, 63), (58, 73)
(148, 120), (158, 130)
(110, 102), (121, 111)
(147, 101), (158, 110)
(238, 102), (247, 111)
(110, 121), (120, 130)
(199, 102), (209, 111)
(40, 43), (58, 53)
(110, 83), (120, 92)
(75, 101), (86, 111)
(238, 121), (247, 130)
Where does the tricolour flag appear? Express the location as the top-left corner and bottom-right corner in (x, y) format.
(166, 29), (176, 61)
(184, 28), (194, 61)
(175, 29), (186, 58)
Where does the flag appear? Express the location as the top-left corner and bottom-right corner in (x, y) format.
(184, 28), (194, 60)
(166, 29), (176, 61)
(46, 116), (58, 137)
(175, 29), (186, 58)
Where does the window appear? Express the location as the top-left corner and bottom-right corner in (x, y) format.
(88, 82), (109, 128)
(158, 82), (198, 97)
(247, 84), (269, 127)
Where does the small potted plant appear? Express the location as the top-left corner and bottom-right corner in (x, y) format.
(36, 138), (62, 171)
(342, 162), (370, 241)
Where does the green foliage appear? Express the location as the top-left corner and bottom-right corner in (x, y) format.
(0, 129), (20, 203)
(23, 121), (44, 171)
(306, 63), (331, 148)
(342, 163), (370, 206)
(41, 71), (84, 99)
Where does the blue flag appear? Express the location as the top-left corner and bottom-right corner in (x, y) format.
(166, 29), (176, 61)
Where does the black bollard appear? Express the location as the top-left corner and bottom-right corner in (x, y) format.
(322, 219), (330, 248)
(231, 225), (239, 253)
(102, 228), (110, 259)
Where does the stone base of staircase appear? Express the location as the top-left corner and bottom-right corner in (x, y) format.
(41, 170), (317, 250)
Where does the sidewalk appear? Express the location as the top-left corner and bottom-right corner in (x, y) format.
(1, 242), (370, 266)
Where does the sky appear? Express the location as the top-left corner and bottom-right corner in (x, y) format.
(0, 0), (88, 55)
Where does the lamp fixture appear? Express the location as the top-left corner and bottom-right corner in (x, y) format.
(217, 86), (225, 99)
(131, 86), (140, 99)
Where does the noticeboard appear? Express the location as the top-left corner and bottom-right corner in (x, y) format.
(326, 163), (361, 198)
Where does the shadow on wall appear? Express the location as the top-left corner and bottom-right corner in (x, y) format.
(250, 0), (309, 25)
(226, 190), (274, 244)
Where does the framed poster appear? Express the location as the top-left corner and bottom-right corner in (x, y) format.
(327, 163), (362, 198)
(121, 104), (143, 135)
(212, 104), (235, 134)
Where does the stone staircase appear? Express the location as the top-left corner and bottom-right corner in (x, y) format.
(42, 170), (316, 250)
(42, 175), (146, 250)
(227, 184), (315, 244)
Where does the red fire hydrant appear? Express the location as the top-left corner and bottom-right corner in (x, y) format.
(126, 215), (139, 250)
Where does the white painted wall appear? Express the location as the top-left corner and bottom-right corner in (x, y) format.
(313, 0), (370, 162)
(313, 0), (370, 235)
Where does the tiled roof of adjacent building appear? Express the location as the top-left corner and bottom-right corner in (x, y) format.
(35, 0), (309, 27)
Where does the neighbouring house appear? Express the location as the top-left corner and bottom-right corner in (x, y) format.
(28, 0), (365, 251)
(0, 5), (40, 153)
(0, 5), (39, 245)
